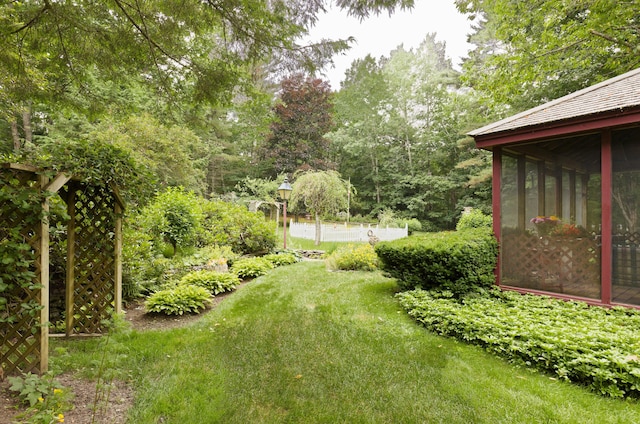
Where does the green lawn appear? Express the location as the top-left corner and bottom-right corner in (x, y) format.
(278, 233), (347, 253)
(53, 261), (640, 423)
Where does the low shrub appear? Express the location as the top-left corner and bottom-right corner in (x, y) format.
(145, 285), (211, 315)
(137, 187), (203, 254)
(326, 244), (378, 271)
(125, 194), (275, 294)
(199, 201), (276, 254)
(179, 270), (240, 295)
(231, 257), (274, 279)
(456, 209), (492, 231)
(400, 218), (423, 235)
(122, 239), (240, 301)
(263, 252), (298, 267)
(397, 288), (640, 399)
(123, 255), (176, 299)
(375, 229), (498, 296)
(377, 217), (423, 234)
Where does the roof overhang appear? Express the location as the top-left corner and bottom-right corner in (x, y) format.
(473, 107), (640, 150)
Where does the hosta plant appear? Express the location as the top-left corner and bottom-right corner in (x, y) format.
(263, 252), (298, 267)
(179, 270), (240, 295)
(230, 257), (274, 279)
(145, 285), (211, 315)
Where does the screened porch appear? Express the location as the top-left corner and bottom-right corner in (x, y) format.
(469, 68), (640, 307)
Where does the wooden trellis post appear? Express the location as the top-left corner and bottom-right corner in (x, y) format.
(39, 171), (72, 372)
(65, 186), (76, 337)
(114, 189), (124, 315)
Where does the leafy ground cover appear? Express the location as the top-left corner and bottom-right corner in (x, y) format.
(398, 288), (640, 399)
(33, 262), (640, 423)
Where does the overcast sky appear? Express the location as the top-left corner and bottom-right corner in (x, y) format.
(306, 1), (474, 89)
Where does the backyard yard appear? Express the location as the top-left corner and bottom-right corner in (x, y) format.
(3, 261), (640, 423)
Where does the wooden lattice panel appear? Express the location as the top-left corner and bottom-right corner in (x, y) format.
(67, 183), (116, 334)
(1, 167), (44, 374)
(612, 232), (640, 288)
(502, 232), (600, 298)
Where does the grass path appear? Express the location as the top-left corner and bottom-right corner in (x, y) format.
(54, 262), (640, 423)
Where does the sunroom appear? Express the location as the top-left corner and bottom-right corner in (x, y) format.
(469, 67), (640, 307)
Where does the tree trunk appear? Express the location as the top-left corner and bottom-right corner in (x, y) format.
(405, 132), (413, 173)
(22, 106), (32, 145)
(207, 158), (217, 196)
(10, 118), (20, 151)
(370, 150), (381, 204)
(314, 212), (321, 246)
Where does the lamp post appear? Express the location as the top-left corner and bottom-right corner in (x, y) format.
(278, 177), (293, 249)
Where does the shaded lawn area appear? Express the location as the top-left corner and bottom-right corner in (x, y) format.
(53, 262), (640, 423)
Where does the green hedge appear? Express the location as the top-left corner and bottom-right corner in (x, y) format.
(375, 229), (498, 296)
(456, 209), (492, 231)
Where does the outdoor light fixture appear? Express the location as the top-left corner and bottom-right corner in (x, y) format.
(278, 177), (293, 249)
(278, 177), (293, 201)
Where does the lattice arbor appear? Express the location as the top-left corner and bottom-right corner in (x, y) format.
(1, 163), (123, 375)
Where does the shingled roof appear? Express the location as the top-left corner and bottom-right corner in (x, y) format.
(468, 67), (640, 137)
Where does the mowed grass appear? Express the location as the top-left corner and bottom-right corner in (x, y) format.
(278, 233), (346, 253)
(52, 262), (640, 423)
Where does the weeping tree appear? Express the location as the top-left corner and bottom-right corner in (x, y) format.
(289, 170), (349, 245)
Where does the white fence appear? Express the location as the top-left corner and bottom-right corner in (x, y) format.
(288, 221), (408, 243)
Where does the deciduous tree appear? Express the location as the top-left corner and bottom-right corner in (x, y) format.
(331, 55), (390, 208)
(289, 170), (349, 245)
(456, 0), (640, 109)
(260, 74), (335, 176)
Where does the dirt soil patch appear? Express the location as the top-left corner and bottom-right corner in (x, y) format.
(0, 288), (240, 424)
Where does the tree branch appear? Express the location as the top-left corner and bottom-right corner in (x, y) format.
(204, 0), (313, 53)
(54, 11), (79, 81)
(112, 0), (187, 66)
(9, 0), (51, 35)
(589, 28), (635, 50)
(534, 39), (585, 59)
(130, 0), (180, 107)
